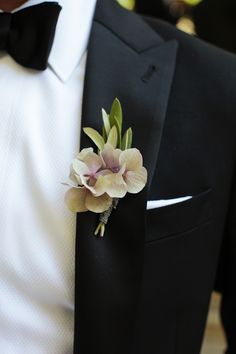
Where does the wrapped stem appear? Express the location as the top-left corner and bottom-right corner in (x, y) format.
(94, 198), (119, 237)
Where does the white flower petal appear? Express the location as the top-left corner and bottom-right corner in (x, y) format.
(85, 193), (112, 213)
(72, 159), (90, 176)
(81, 151), (103, 174)
(119, 148), (143, 171)
(62, 181), (79, 188)
(76, 148), (93, 160)
(96, 173), (127, 198)
(74, 174), (83, 185)
(64, 187), (88, 212)
(124, 167), (147, 193)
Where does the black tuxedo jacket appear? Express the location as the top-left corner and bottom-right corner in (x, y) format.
(73, 1), (236, 353)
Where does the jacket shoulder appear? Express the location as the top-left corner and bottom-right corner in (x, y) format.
(143, 17), (236, 110)
(143, 16), (236, 75)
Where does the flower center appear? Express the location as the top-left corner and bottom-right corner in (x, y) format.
(84, 173), (97, 186)
(111, 166), (120, 173)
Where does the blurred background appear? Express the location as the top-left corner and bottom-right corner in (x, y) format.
(118, 0), (236, 53)
(117, 0), (232, 353)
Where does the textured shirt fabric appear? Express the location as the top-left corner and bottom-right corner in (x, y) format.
(0, 0), (97, 352)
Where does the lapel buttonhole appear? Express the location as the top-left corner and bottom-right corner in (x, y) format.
(141, 64), (158, 83)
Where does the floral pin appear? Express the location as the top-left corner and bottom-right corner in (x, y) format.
(64, 98), (147, 237)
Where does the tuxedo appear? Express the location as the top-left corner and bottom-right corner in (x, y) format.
(1, 0), (236, 353)
(74, 1), (236, 354)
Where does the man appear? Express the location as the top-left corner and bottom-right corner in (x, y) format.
(0, 1), (235, 354)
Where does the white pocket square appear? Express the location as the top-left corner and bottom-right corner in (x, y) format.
(146, 196), (192, 210)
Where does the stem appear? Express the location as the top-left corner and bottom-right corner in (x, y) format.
(94, 222), (105, 237)
(94, 198), (119, 237)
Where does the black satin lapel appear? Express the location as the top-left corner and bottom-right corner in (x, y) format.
(73, 14), (178, 354)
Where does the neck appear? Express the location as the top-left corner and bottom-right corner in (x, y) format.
(0, 0), (28, 12)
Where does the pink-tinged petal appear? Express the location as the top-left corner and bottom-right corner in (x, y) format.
(80, 175), (97, 194)
(81, 151), (103, 174)
(95, 169), (113, 178)
(119, 148), (143, 171)
(76, 147), (93, 160)
(101, 143), (122, 170)
(72, 159), (90, 177)
(95, 173), (127, 198)
(85, 192), (112, 213)
(124, 166), (147, 193)
(76, 148), (103, 174)
(64, 187), (88, 212)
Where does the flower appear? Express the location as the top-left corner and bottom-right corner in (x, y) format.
(95, 143), (127, 198)
(119, 148), (147, 193)
(64, 143), (147, 214)
(95, 143), (147, 198)
(64, 187), (112, 213)
(64, 98), (148, 237)
(64, 147), (113, 213)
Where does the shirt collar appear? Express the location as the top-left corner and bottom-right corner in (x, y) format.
(15, 0), (97, 82)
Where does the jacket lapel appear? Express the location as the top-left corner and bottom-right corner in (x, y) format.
(73, 1), (178, 353)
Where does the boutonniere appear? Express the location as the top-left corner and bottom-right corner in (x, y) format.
(64, 98), (147, 237)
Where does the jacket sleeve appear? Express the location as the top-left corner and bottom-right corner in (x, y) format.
(214, 170), (236, 354)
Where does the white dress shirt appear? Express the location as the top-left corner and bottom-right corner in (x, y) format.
(0, 0), (97, 353)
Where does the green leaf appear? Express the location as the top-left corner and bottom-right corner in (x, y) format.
(83, 127), (105, 151)
(102, 109), (111, 139)
(113, 115), (122, 148)
(102, 126), (107, 141)
(109, 98), (123, 130)
(122, 127), (133, 150)
(127, 128), (133, 148)
(107, 126), (118, 148)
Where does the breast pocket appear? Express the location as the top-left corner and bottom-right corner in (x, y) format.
(145, 188), (213, 243)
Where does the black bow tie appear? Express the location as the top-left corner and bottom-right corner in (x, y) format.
(0, 2), (61, 70)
